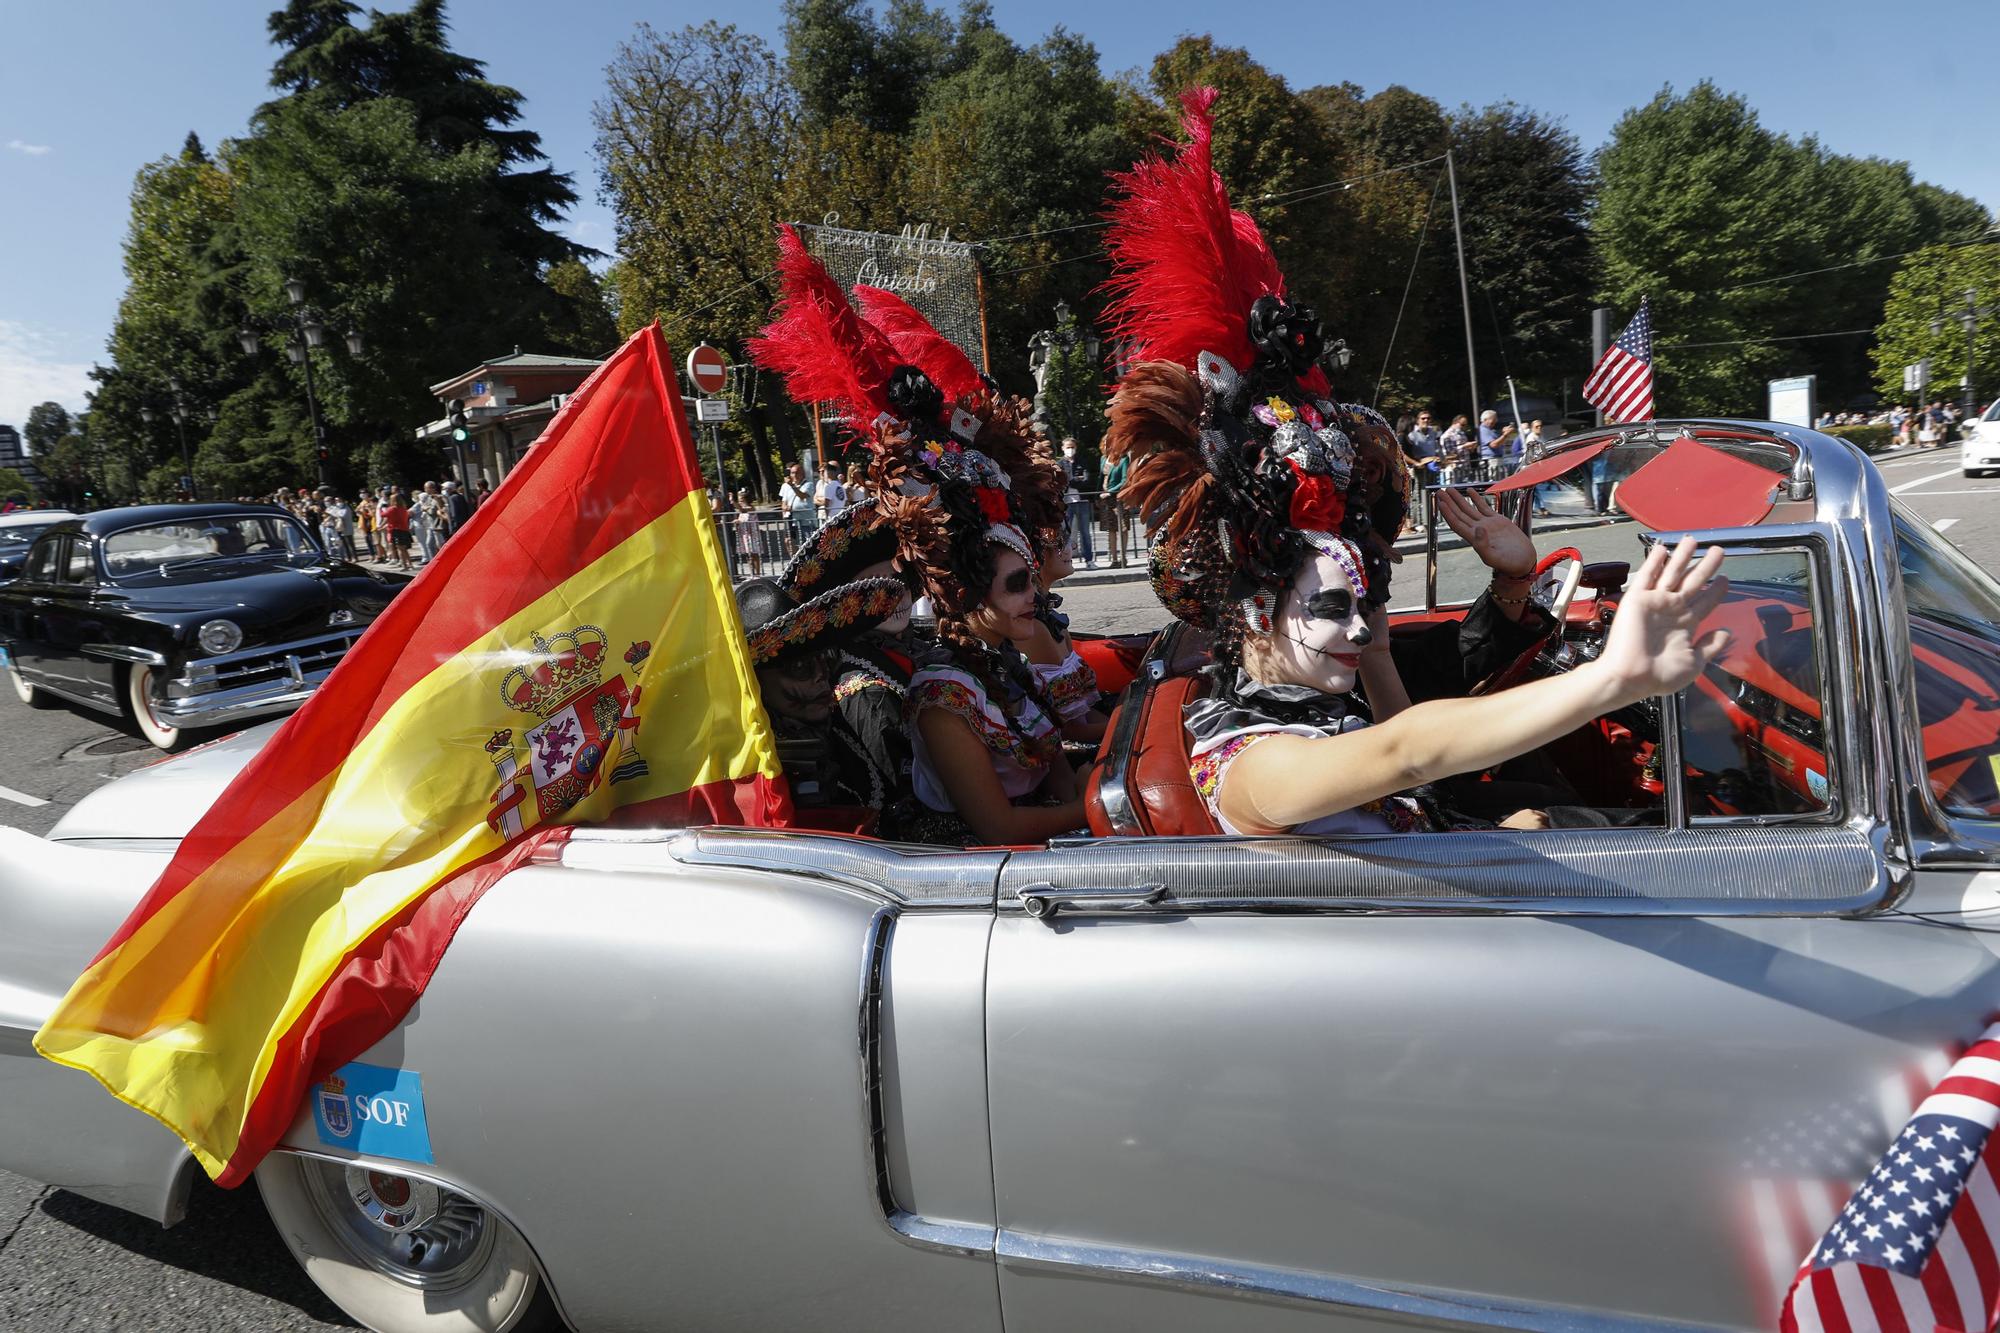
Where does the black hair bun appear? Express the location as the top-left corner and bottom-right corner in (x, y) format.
(1247, 294), (1325, 379)
(885, 365), (945, 426)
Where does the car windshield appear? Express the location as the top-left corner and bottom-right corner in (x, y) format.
(102, 515), (320, 578)
(1984, 399), (2000, 424)
(0, 521), (59, 548)
(1892, 500), (2000, 819)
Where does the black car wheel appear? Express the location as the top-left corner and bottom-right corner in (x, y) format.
(7, 660), (55, 708)
(123, 663), (188, 751)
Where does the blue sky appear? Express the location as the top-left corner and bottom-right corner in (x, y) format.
(2, 0), (1994, 432)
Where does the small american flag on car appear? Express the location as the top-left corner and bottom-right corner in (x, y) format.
(1781, 1020), (2000, 1332)
(1582, 297), (1655, 423)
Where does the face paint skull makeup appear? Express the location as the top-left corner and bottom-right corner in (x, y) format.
(1264, 544), (1372, 694)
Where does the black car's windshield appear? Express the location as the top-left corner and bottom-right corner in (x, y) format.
(0, 521), (61, 549)
(102, 516), (320, 578)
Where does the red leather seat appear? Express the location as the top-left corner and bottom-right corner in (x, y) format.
(1084, 671), (1221, 837)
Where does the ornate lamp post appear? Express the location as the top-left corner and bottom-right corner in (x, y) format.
(238, 276), (364, 488)
(139, 378), (197, 501)
(1930, 287), (1997, 427)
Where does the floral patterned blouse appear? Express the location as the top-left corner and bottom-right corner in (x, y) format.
(1030, 649), (1100, 726)
(908, 662), (1059, 812)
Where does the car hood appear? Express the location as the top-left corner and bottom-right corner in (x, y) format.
(110, 560), (401, 643)
(49, 720), (280, 844)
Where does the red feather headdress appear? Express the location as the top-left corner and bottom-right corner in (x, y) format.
(746, 224), (901, 432)
(1099, 87), (1327, 397)
(851, 285), (987, 404)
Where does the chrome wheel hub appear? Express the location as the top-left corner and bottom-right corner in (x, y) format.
(301, 1159), (495, 1289)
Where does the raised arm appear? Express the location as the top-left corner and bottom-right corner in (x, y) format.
(1221, 538), (1729, 834)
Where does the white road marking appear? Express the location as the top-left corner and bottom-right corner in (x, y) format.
(0, 782), (49, 807)
(1891, 466), (1971, 494)
(1892, 487), (2000, 497)
(1937, 518), (1959, 531)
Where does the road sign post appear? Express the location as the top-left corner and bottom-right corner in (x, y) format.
(687, 344), (729, 396)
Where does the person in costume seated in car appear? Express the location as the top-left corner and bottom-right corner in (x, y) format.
(775, 499), (925, 838)
(1097, 86), (1730, 836)
(748, 223), (1082, 846)
(737, 576), (909, 818)
(1010, 526), (1111, 750)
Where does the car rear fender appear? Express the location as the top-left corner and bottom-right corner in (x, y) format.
(0, 829), (194, 1224)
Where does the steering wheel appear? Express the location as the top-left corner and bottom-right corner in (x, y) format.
(1469, 546), (1583, 696)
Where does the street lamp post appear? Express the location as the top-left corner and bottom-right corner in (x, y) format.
(1930, 286), (1997, 426)
(238, 276), (364, 489)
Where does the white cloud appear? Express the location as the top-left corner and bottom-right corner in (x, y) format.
(5, 139), (52, 156)
(0, 322), (96, 441)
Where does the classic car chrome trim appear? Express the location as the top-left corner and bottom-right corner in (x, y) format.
(1017, 881), (1166, 920)
(993, 1231), (1713, 1332)
(80, 642), (168, 667)
(1015, 825), (1888, 916)
(650, 826), (1003, 908)
(857, 907), (997, 1259)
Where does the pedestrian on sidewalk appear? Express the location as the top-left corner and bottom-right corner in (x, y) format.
(442, 480), (473, 539)
(381, 490), (415, 571)
(734, 489), (764, 578)
(413, 482), (443, 561)
(780, 462), (815, 551)
(1101, 450), (1130, 567)
(1060, 437), (1096, 568)
(355, 495), (378, 561)
(320, 495), (349, 559)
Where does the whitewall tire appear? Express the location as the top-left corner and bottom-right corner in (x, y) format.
(255, 1154), (561, 1333)
(123, 662), (186, 751)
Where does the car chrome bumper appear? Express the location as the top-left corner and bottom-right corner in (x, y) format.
(161, 628), (363, 726)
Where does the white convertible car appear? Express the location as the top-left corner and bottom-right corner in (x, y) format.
(4, 422), (2000, 1333)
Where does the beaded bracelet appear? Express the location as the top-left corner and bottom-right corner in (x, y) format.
(1489, 585), (1533, 607)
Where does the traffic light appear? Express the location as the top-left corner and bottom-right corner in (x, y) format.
(449, 398), (470, 443)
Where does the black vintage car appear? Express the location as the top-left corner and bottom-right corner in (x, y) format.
(0, 503), (408, 749)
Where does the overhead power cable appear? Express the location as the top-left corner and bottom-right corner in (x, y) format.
(1656, 326), (1876, 352)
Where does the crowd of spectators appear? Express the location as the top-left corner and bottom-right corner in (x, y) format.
(1817, 400), (1965, 448)
(237, 478), (489, 570)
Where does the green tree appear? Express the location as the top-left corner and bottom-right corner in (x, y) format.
(1595, 82), (1986, 414)
(0, 469), (32, 503)
(24, 402), (72, 455)
(181, 0), (597, 489)
(1439, 104), (1596, 403)
(1871, 242), (2000, 412)
(1034, 306), (1107, 453)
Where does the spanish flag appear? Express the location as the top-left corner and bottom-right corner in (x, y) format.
(35, 324), (788, 1185)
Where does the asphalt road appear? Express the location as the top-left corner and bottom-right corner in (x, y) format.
(2, 440), (1997, 1331)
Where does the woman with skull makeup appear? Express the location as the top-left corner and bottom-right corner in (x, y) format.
(1102, 91), (1731, 836)
(750, 227), (1083, 845)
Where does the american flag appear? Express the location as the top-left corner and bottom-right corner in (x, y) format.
(1782, 1020), (2000, 1333)
(1583, 297), (1655, 423)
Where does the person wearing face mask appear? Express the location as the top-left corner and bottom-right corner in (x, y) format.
(777, 499), (924, 835)
(738, 576), (909, 816)
(1100, 87), (1731, 836)
(749, 224), (1079, 846)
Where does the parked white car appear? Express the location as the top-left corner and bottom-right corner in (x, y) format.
(1965, 397), (2000, 477)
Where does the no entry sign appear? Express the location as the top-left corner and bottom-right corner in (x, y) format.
(686, 343), (729, 395)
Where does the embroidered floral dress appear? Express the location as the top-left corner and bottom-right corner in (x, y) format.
(907, 659), (1060, 815)
(1185, 672), (1432, 835)
(1030, 649), (1101, 727)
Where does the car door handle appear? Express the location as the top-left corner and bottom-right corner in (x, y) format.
(1016, 882), (1167, 921)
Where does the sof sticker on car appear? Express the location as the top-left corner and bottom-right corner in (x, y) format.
(310, 1062), (435, 1164)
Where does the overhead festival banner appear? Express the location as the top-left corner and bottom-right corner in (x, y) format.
(35, 323), (789, 1186)
(799, 216), (990, 374)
